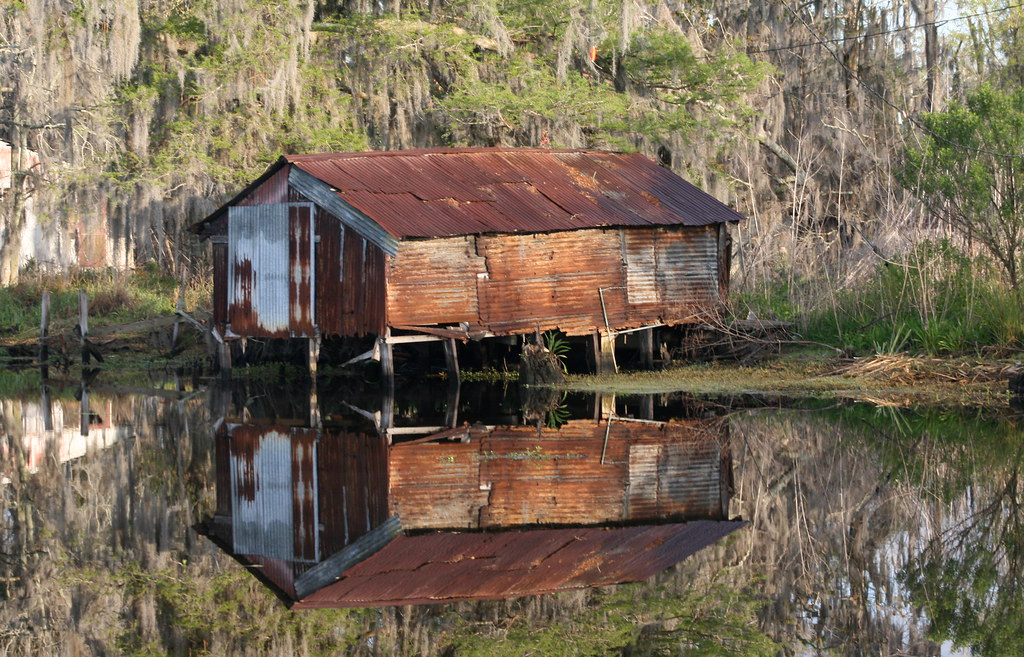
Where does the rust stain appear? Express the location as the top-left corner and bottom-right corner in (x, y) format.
(289, 206), (314, 334)
(294, 521), (746, 607)
(390, 419), (729, 529)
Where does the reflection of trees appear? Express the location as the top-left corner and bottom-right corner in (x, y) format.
(897, 417), (1024, 657)
(718, 407), (950, 656)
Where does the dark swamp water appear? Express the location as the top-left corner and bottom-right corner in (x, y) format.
(1, 371), (1021, 656)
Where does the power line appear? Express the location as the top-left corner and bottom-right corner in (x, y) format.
(748, 1), (1024, 55)
(777, 0), (1024, 159)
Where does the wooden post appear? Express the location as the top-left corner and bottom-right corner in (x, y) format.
(39, 290), (50, 374)
(308, 329), (321, 377)
(171, 269), (187, 349)
(218, 340), (232, 376)
(593, 330), (617, 374)
(79, 382), (90, 437)
(640, 393), (654, 420)
(41, 383), (53, 432)
(600, 392), (616, 419)
(379, 333), (394, 380)
(444, 338), (460, 383)
(444, 378), (460, 428)
(639, 328), (654, 370)
(78, 289), (89, 365)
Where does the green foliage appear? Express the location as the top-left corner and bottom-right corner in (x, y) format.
(798, 402), (1024, 657)
(0, 267), (181, 338)
(70, 561), (370, 656)
(900, 85), (1024, 288)
(620, 30), (771, 139)
(542, 330), (570, 372)
(795, 240), (1024, 355)
(444, 581), (778, 657)
(439, 54), (631, 146)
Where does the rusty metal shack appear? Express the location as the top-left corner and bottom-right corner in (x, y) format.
(202, 416), (742, 607)
(192, 147), (746, 372)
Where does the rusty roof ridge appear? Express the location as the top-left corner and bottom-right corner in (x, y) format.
(282, 146), (626, 162)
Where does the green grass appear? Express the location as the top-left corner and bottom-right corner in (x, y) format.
(735, 240), (1024, 357)
(0, 264), (210, 342)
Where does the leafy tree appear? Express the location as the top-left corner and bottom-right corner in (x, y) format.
(900, 85), (1024, 289)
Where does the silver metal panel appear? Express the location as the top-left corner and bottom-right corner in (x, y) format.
(228, 205), (290, 334)
(231, 430), (295, 561)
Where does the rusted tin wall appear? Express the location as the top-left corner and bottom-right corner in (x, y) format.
(212, 242), (228, 326)
(317, 431), (389, 555)
(228, 425), (319, 562)
(313, 206), (388, 337)
(388, 441), (487, 528)
(388, 419), (728, 530)
(238, 164), (290, 206)
(386, 237), (485, 327)
(288, 205), (315, 335)
(386, 225), (721, 336)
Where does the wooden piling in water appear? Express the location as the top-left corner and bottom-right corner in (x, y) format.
(78, 289), (89, 366)
(39, 290), (50, 373)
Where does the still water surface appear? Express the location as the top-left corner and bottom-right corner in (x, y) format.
(1, 374), (1018, 656)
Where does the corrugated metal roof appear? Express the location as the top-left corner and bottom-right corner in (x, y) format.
(293, 520), (746, 607)
(278, 148), (743, 238)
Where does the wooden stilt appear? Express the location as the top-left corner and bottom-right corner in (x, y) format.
(78, 290), (90, 366)
(218, 340), (232, 376)
(308, 330), (321, 376)
(378, 333), (394, 380)
(600, 392), (616, 419)
(444, 338), (460, 383)
(39, 291), (50, 377)
(41, 383), (53, 432)
(171, 270), (187, 349)
(640, 328), (654, 370)
(444, 378), (460, 428)
(79, 383), (90, 437)
(640, 393), (654, 420)
(593, 330), (617, 374)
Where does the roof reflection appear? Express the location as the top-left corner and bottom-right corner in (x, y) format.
(198, 380), (746, 607)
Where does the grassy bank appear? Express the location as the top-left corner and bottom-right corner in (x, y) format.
(736, 240), (1024, 357)
(565, 351), (1015, 407)
(0, 264), (210, 343)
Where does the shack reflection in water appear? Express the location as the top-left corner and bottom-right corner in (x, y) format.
(199, 382), (745, 608)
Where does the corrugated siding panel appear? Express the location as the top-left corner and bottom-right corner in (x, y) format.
(239, 165), (290, 206)
(289, 205), (315, 335)
(387, 420), (727, 530)
(627, 429), (726, 520)
(622, 230), (658, 305)
(315, 210), (343, 334)
(381, 227), (721, 337)
(317, 431), (389, 555)
(387, 237), (484, 327)
(621, 226), (720, 323)
(654, 225), (720, 316)
(312, 206), (388, 338)
(477, 231), (627, 336)
(228, 205), (291, 336)
(389, 442), (487, 528)
(291, 429), (319, 562)
(213, 243), (228, 326)
(230, 428), (297, 561)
